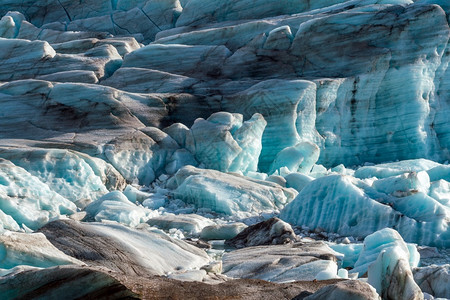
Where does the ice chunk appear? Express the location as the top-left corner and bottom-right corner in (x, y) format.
(186, 112), (266, 174)
(163, 123), (190, 148)
(355, 159), (441, 179)
(269, 142), (320, 174)
(372, 171), (431, 195)
(352, 228), (418, 276)
(147, 214), (214, 235)
(0, 232), (83, 269)
(429, 180), (450, 207)
(0, 16), (16, 39)
(314, 262), (338, 280)
(284, 172), (314, 192)
(200, 223), (247, 240)
(223, 80), (317, 172)
(0, 147), (113, 208)
(0, 210), (20, 234)
(85, 191), (149, 227)
(0, 38), (56, 81)
(427, 164), (450, 182)
(39, 220), (210, 276)
(368, 246), (423, 300)
(263, 26), (293, 51)
(225, 218), (297, 248)
(104, 130), (177, 185)
(0, 159), (76, 230)
(172, 166), (297, 216)
(337, 268), (348, 279)
(123, 185), (152, 204)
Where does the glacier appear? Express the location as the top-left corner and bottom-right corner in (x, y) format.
(0, 0), (449, 298)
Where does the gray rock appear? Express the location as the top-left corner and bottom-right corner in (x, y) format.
(413, 265), (450, 299)
(0, 265), (140, 300)
(303, 280), (380, 300)
(222, 241), (340, 282)
(225, 217), (298, 248)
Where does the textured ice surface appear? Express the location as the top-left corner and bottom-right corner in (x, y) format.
(280, 174), (450, 247)
(304, 280), (380, 300)
(352, 228), (419, 276)
(186, 112), (266, 173)
(368, 246), (422, 300)
(200, 223), (247, 240)
(222, 242), (340, 282)
(0, 0), (449, 294)
(0, 159), (76, 230)
(147, 214), (215, 235)
(172, 166), (297, 216)
(269, 142), (320, 175)
(0, 147), (117, 208)
(413, 265), (450, 298)
(0, 231), (83, 269)
(85, 191), (151, 227)
(39, 220), (211, 276)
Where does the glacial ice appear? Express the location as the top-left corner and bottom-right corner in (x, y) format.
(0, 159), (76, 230)
(39, 220), (211, 276)
(368, 246), (423, 300)
(0, 147), (112, 208)
(0, 231), (83, 269)
(85, 191), (151, 227)
(172, 166), (297, 216)
(304, 280), (380, 300)
(147, 214), (215, 235)
(280, 174), (450, 247)
(0, 0), (449, 296)
(200, 223), (247, 240)
(186, 112), (266, 173)
(222, 242), (341, 282)
(413, 265), (450, 298)
(352, 228), (419, 276)
(269, 142), (320, 175)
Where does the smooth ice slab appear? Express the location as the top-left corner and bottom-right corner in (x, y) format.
(172, 166), (297, 216)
